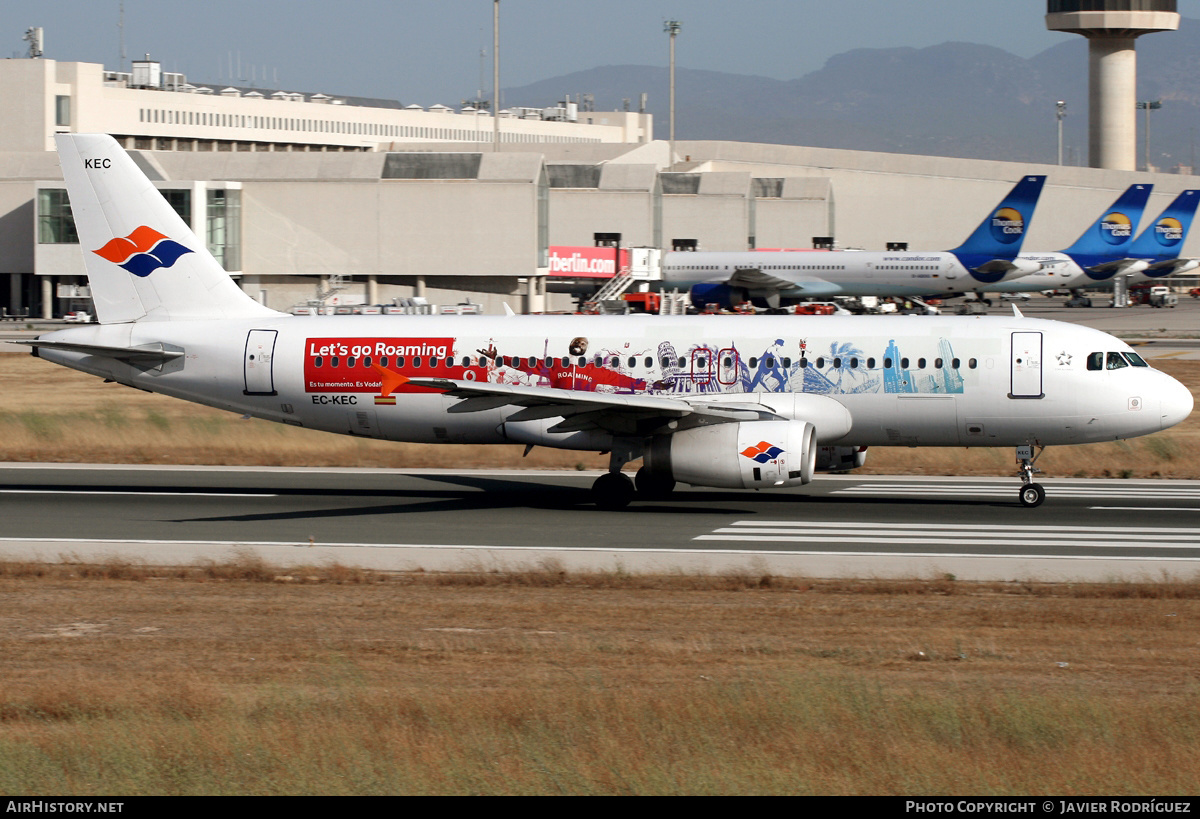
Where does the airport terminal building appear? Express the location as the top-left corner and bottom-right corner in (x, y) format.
(3, 56), (1199, 318)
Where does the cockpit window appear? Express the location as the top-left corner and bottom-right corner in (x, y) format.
(1087, 352), (1103, 371)
(1106, 352), (1128, 370)
(1123, 352), (1149, 368)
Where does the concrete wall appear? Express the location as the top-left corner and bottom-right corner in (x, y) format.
(679, 140), (1200, 258)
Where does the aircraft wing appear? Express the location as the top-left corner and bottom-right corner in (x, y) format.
(1084, 258), (1151, 276)
(1144, 258), (1200, 275)
(726, 268), (800, 292)
(19, 339), (184, 364)
(404, 377), (778, 435)
(970, 258), (1041, 279)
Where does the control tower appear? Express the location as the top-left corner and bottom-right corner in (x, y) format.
(1046, 1), (1179, 170)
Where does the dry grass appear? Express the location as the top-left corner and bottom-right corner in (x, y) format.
(1, 556), (1199, 795)
(3, 352), (1200, 477)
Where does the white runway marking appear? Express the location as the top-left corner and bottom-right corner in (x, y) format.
(834, 482), (1200, 500)
(0, 489), (277, 497)
(695, 520), (1200, 552)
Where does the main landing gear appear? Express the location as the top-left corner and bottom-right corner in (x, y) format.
(590, 444), (676, 510)
(1016, 444), (1046, 508)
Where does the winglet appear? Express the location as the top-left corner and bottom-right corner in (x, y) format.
(371, 363), (409, 398)
(1012, 304), (1024, 319)
(503, 302), (516, 316)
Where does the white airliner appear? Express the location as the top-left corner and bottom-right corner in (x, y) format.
(26, 136), (1193, 509)
(663, 175), (1048, 307)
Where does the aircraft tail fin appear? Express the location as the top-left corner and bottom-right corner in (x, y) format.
(948, 175), (1046, 264)
(54, 133), (282, 324)
(1062, 184), (1153, 258)
(1128, 189), (1200, 263)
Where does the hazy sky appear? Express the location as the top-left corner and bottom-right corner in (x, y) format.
(4, 1), (1200, 105)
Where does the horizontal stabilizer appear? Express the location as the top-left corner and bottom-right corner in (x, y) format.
(21, 339), (183, 363)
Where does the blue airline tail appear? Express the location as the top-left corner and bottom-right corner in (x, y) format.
(948, 175), (1046, 283)
(1128, 190), (1200, 268)
(1062, 184), (1153, 270)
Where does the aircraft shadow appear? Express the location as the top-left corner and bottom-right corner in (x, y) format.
(169, 474), (1019, 525)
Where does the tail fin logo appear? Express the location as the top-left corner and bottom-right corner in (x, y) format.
(741, 441), (784, 464)
(93, 226), (193, 278)
(989, 207), (1025, 245)
(1099, 212), (1133, 245)
(1153, 217), (1184, 248)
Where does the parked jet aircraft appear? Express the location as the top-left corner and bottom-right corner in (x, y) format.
(663, 175), (1047, 307)
(988, 186), (1200, 296)
(26, 137), (1192, 510)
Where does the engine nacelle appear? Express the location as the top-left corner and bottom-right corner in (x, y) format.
(815, 445), (868, 472)
(643, 419), (816, 490)
(689, 283), (743, 310)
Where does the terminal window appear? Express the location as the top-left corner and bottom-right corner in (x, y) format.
(37, 189), (78, 244)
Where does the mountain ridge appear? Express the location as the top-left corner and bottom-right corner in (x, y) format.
(504, 18), (1200, 168)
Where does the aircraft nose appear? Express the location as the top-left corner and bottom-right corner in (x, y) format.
(1159, 373), (1194, 431)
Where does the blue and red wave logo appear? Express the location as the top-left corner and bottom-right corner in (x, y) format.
(93, 226), (192, 277)
(741, 441), (784, 464)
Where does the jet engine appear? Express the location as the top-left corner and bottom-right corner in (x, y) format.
(689, 283), (744, 311)
(815, 445), (868, 472)
(643, 419), (816, 489)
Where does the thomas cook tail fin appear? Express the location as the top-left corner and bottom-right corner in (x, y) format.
(54, 133), (282, 324)
(1062, 184), (1153, 260)
(1128, 189), (1200, 263)
(947, 175), (1046, 272)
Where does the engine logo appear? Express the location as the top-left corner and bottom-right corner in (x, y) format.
(741, 441), (784, 463)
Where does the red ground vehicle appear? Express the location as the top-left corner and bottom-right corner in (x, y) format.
(792, 303), (835, 315)
(621, 292), (661, 313)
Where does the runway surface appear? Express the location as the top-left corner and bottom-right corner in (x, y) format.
(3, 464), (1199, 581)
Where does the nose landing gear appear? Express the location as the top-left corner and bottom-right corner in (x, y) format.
(1016, 444), (1046, 508)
